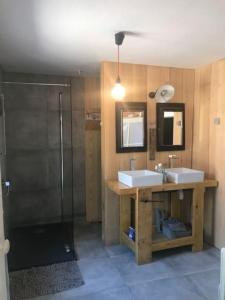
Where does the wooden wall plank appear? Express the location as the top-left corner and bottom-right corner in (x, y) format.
(209, 60), (225, 248)
(193, 59), (225, 248)
(192, 64), (211, 176)
(147, 67), (195, 170)
(147, 66), (170, 170)
(101, 61), (195, 245)
(101, 62), (147, 244)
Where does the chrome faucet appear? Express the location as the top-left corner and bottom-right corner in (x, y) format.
(168, 154), (178, 168)
(129, 158), (136, 171)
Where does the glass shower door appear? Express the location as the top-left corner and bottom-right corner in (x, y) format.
(0, 92), (10, 299)
(0, 93), (10, 239)
(3, 80), (75, 271)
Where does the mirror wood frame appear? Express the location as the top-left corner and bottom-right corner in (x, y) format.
(156, 103), (185, 151)
(115, 102), (147, 153)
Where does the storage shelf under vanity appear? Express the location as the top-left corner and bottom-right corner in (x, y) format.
(108, 179), (218, 265)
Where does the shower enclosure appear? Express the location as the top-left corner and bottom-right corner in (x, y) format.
(2, 76), (75, 271)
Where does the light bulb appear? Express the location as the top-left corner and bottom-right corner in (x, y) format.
(111, 82), (125, 100)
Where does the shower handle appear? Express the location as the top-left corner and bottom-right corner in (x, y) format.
(2, 180), (11, 196)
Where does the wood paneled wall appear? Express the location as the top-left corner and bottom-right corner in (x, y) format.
(84, 77), (101, 222)
(193, 59), (225, 248)
(193, 64), (212, 176)
(147, 66), (195, 170)
(101, 61), (195, 245)
(101, 62), (147, 244)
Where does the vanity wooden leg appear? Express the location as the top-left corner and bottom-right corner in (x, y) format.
(120, 195), (131, 244)
(135, 188), (152, 265)
(192, 184), (205, 252)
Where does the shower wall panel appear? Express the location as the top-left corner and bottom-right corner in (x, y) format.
(3, 73), (75, 227)
(71, 77), (86, 217)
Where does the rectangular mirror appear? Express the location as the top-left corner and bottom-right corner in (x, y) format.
(156, 103), (185, 151)
(116, 102), (147, 153)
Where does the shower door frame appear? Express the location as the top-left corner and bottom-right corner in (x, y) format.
(3, 80), (73, 224)
(0, 92), (10, 299)
(0, 169), (10, 300)
(2, 80), (75, 269)
(59, 91), (65, 222)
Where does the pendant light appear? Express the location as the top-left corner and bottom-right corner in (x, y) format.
(111, 32), (126, 100)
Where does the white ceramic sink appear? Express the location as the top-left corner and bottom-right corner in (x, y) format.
(118, 170), (163, 187)
(165, 168), (204, 184)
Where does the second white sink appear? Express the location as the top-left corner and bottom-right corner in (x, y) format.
(165, 168), (204, 184)
(118, 170), (163, 187)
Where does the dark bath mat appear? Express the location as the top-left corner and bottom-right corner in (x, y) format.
(9, 261), (84, 300)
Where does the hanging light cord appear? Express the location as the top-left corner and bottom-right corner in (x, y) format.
(117, 45), (120, 81)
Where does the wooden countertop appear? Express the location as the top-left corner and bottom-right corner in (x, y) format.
(107, 179), (218, 196)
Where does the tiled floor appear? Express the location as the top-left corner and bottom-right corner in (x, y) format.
(29, 222), (220, 300)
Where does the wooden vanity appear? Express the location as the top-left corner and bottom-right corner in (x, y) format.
(108, 179), (218, 265)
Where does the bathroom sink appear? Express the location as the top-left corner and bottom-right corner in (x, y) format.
(118, 170), (163, 187)
(165, 168), (204, 184)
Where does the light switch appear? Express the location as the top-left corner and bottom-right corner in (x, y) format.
(214, 117), (220, 125)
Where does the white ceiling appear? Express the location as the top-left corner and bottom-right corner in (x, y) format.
(0, 0), (225, 75)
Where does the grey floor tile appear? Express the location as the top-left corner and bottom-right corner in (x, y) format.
(186, 268), (220, 300)
(64, 286), (133, 300)
(111, 252), (176, 285)
(76, 238), (108, 259)
(74, 222), (108, 259)
(74, 222), (102, 240)
(130, 276), (206, 300)
(165, 249), (220, 275)
(26, 223), (221, 300)
(204, 245), (220, 259)
(105, 244), (132, 257)
(58, 257), (125, 298)
(78, 256), (124, 286)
